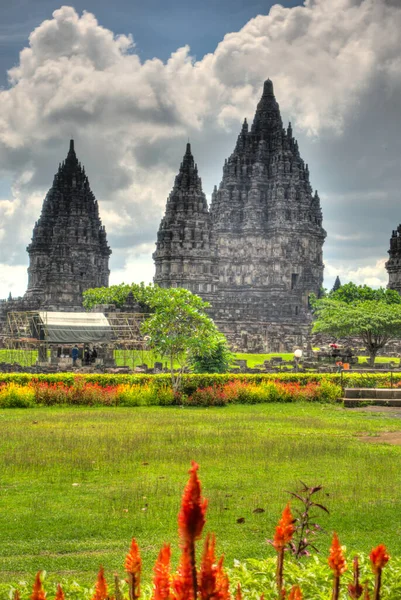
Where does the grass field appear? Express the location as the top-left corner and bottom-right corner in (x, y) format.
(0, 404), (401, 589)
(3, 348), (399, 371)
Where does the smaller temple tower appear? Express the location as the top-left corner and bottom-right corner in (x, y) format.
(25, 140), (111, 307)
(153, 143), (217, 297)
(386, 225), (401, 294)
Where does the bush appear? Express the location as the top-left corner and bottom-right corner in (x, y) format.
(0, 382), (35, 408)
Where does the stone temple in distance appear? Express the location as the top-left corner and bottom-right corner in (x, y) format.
(0, 79), (328, 352)
(154, 80), (326, 351)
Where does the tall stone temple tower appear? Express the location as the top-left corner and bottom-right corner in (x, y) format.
(25, 140), (111, 307)
(153, 143), (217, 296)
(154, 80), (326, 351)
(386, 225), (401, 294)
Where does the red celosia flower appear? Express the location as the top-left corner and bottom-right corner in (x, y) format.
(288, 586), (303, 600)
(31, 572), (46, 600)
(54, 584), (65, 600)
(13, 591), (21, 600)
(235, 583), (242, 600)
(328, 532), (347, 576)
(125, 538), (142, 600)
(91, 567), (108, 600)
(369, 545), (390, 574)
(199, 533), (217, 599)
(178, 462), (208, 547)
(172, 547), (194, 600)
(215, 556), (230, 600)
(273, 504), (296, 551)
(152, 543), (172, 600)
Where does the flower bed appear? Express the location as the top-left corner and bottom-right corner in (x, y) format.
(0, 379), (342, 408)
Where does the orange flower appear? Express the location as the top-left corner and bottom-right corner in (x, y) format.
(273, 504), (296, 551)
(198, 534), (229, 600)
(328, 532), (347, 576)
(199, 533), (217, 599)
(125, 538), (142, 600)
(54, 585), (65, 600)
(172, 547), (194, 600)
(31, 572), (46, 600)
(178, 461), (208, 547)
(152, 543), (172, 600)
(288, 586), (302, 600)
(215, 556), (230, 600)
(91, 567), (108, 600)
(235, 583), (242, 600)
(370, 545), (390, 573)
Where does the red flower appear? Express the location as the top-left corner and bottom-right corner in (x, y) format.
(124, 538), (142, 600)
(152, 543), (172, 600)
(54, 585), (65, 600)
(288, 586), (302, 600)
(31, 572), (46, 600)
(199, 533), (217, 599)
(273, 504), (296, 551)
(91, 567), (108, 600)
(235, 583), (242, 600)
(328, 532), (347, 576)
(178, 461), (208, 547)
(172, 547), (194, 600)
(370, 545), (390, 573)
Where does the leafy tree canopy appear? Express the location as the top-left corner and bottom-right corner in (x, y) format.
(141, 287), (225, 390)
(313, 294), (401, 365)
(83, 282), (159, 311)
(329, 282), (401, 305)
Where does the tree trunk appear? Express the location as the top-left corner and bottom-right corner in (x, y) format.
(368, 348), (378, 367)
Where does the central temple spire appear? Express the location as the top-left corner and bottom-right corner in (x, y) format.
(251, 78), (282, 139)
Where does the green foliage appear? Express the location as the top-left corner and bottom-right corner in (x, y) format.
(229, 555), (401, 599)
(141, 287), (223, 391)
(82, 282), (159, 310)
(190, 338), (234, 373)
(313, 297), (401, 365)
(329, 282), (401, 304)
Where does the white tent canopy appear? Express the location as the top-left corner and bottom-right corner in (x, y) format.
(37, 312), (112, 344)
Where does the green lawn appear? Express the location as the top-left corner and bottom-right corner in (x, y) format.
(1, 348), (400, 369)
(0, 404), (401, 590)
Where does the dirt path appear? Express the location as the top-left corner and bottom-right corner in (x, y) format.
(351, 406), (401, 445)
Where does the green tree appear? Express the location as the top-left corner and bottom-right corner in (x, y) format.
(83, 282), (158, 310)
(141, 287), (225, 391)
(190, 338), (233, 373)
(313, 297), (401, 366)
(329, 282), (401, 305)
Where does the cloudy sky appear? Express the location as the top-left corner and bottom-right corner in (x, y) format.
(0, 0), (400, 298)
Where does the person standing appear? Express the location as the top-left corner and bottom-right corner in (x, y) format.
(72, 345), (79, 367)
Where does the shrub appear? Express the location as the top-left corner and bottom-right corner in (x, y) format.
(0, 382), (35, 408)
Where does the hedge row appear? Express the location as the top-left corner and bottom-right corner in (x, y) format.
(0, 371), (399, 391)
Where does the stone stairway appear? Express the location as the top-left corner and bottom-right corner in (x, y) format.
(343, 388), (401, 407)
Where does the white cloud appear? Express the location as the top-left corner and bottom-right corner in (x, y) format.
(0, 0), (401, 295)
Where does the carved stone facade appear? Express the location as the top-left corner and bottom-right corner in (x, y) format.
(25, 140), (111, 308)
(153, 143), (218, 297)
(386, 225), (401, 294)
(154, 80), (326, 351)
(0, 140), (110, 327)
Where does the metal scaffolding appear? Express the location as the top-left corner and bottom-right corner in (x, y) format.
(3, 311), (151, 368)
